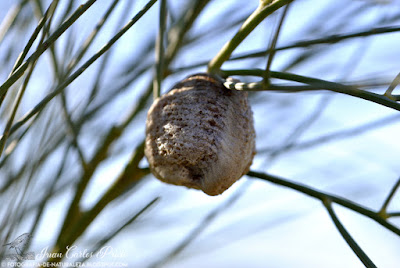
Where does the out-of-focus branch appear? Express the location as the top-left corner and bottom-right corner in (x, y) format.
(153, 0), (167, 99)
(247, 171), (400, 236)
(0, 0), (97, 101)
(208, 0), (294, 73)
(49, 0), (213, 263)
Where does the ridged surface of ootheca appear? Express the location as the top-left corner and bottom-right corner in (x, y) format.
(145, 73), (255, 195)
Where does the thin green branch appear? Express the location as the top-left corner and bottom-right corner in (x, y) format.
(0, 0), (97, 101)
(12, 117), (67, 248)
(153, 0), (167, 99)
(267, 95), (331, 160)
(384, 72), (400, 100)
(392, 94), (400, 101)
(266, 80), (391, 92)
(379, 177), (400, 217)
(0, 0), (58, 107)
(53, 1), (121, 171)
(32, 0), (60, 77)
(49, 0), (212, 263)
(1, 111), (63, 252)
(323, 200), (377, 268)
(387, 212), (400, 217)
(53, 1), (215, 248)
(55, 0), (203, 245)
(208, 0), (294, 73)
(270, 72), (400, 111)
(0, 6), (54, 158)
(59, 92), (87, 169)
(56, 125), (123, 248)
(165, 0), (212, 64)
(229, 25), (400, 62)
(247, 171), (400, 236)
(3, 0), (157, 141)
(258, 113), (400, 155)
(57, 0), (76, 25)
(33, 2), (85, 170)
(49, 0), (158, 260)
(78, 197), (159, 264)
(264, 4), (289, 83)
(78, 0), (133, 124)
(52, 155), (149, 263)
(221, 69), (400, 112)
(154, 25), (400, 73)
(0, 63), (34, 158)
(25, 146), (71, 254)
(121, 0), (214, 128)
(0, 0), (29, 45)
(185, 7), (249, 46)
(66, 0), (120, 73)
(150, 184), (247, 268)
(4, 1), (36, 71)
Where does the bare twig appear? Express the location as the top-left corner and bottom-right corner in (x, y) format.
(384, 72), (400, 100)
(208, 0), (294, 73)
(247, 171), (400, 236)
(323, 199), (377, 268)
(229, 25), (400, 62)
(221, 69), (400, 112)
(150, 184), (249, 268)
(78, 197), (159, 264)
(0, 0), (97, 100)
(264, 4), (290, 84)
(379, 177), (400, 217)
(258, 113), (400, 155)
(153, 0), (167, 99)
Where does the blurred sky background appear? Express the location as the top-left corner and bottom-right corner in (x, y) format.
(0, 0), (400, 267)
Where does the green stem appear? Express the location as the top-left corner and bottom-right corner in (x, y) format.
(0, 0), (29, 45)
(387, 212), (400, 217)
(32, 0), (60, 78)
(53, 0), (158, 251)
(264, 3), (290, 83)
(384, 72), (400, 99)
(379, 177), (400, 216)
(66, 0), (120, 73)
(208, 0), (294, 73)
(0, 0), (58, 108)
(221, 69), (400, 112)
(5, 0), (157, 140)
(49, 144), (149, 264)
(174, 25), (400, 73)
(323, 199), (377, 268)
(229, 25), (400, 62)
(0, 64), (34, 158)
(153, 0), (167, 99)
(77, 197), (159, 264)
(0, 0), (97, 100)
(150, 185), (246, 268)
(247, 171), (400, 236)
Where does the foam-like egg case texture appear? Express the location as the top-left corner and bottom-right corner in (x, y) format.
(145, 73), (255, 196)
